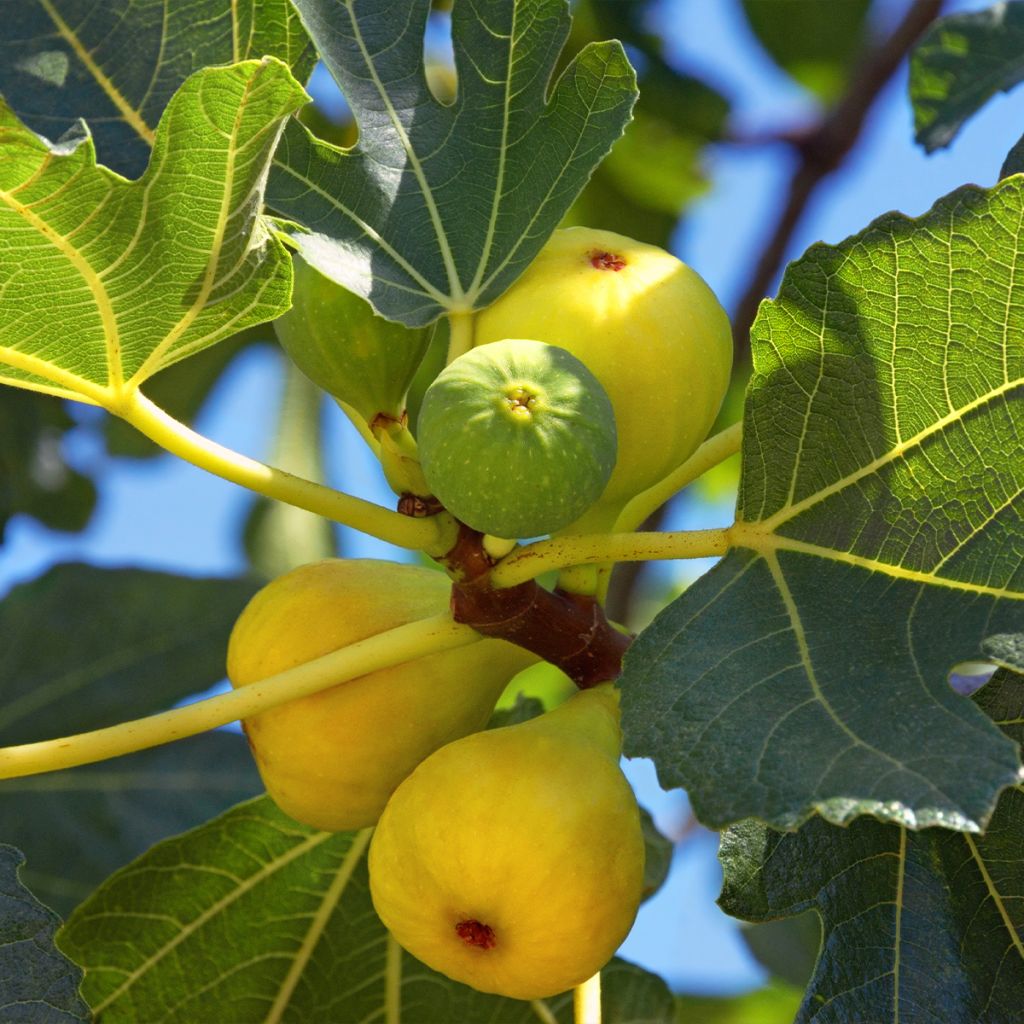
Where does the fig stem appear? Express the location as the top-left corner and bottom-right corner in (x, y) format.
(115, 390), (457, 555)
(0, 614), (477, 780)
(615, 421), (743, 533)
(488, 528), (731, 589)
(574, 972), (602, 1024)
(446, 309), (476, 364)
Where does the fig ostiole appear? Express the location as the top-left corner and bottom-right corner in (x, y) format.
(416, 338), (617, 539)
(474, 227), (733, 532)
(368, 684), (645, 1000)
(226, 559), (535, 831)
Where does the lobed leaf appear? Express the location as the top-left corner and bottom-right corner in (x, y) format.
(0, 0), (313, 178)
(0, 845), (88, 1022)
(910, 1), (1024, 152)
(718, 666), (1024, 1024)
(269, 0), (638, 325)
(621, 178), (1024, 832)
(60, 796), (673, 1022)
(0, 59), (306, 406)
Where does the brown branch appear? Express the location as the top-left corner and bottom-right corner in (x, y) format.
(731, 0), (945, 361)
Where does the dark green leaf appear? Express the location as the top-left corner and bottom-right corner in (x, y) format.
(0, 564), (258, 741)
(0, 0), (313, 177)
(0, 732), (262, 919)
(718, 668), (1024, 1024)
(984, 632), (1024, 672)
(487, 693), (546, 729)
(622, 178), (1024, 832)
(1002, 134), (1024, 179)
(741, 0), (871, 102)
(0, 845), (88, 1022)
(911, 1), (1024, 153)
(741, 912), (820, 988)
(60, 796), (673, 1022)
(0, 390), (95, 539)
(270, 0), (638, 325)
(639, 808), (672, 904)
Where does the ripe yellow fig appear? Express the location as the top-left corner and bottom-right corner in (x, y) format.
(475, 227), (732, 529)
(226, 559), (534, 831)
(369, 685), (644, 999)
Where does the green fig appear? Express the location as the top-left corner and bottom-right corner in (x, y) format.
(475, 227), (733, 530)
(274, 254), (433, 426)
(226, 559), (535, 831)
(416, 339), (617, 538)
(369, 685), (645, 999)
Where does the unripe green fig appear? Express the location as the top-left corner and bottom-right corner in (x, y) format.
(475, 227), (732, 529)
(417, 339), (617, 538)
(226, 559), (534, 831)
(369, 685), (644, 999)
(274, 254), (432, 425)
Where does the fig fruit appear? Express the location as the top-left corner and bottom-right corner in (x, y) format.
(226, 559), (534, 831)
(369, 685), (644, 999)
(475, 227), (732, 528)
(416, 339), (617, 538)
(274, 254), (432, 426)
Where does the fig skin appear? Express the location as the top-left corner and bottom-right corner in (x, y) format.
(226, 559), (535, 831)
(417, 339), (617, 538)
(368, 685), (644, 999)
(475, 226), (732, 529)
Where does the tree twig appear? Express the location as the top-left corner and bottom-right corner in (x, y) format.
(731, 0), (945, 360)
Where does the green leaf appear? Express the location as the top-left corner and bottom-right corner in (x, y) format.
(621, 178), (1024, 832)
(718, 667), (1024, 1024)
(674, 981), (804, 1024)
(639, 808), (672, 904)
(984, 632), (1024, 672)
(0, 59), (306, 406)
(269, 0), (638, 325)
(741, 0), (871, 103)
(0, 564), (258, 742)
(60, 796), (673, 1022)
(1002, 134), (1024, 179)
(0, 0), (313, 178)
(911, 2), (1024, 153)
(0, 845), (88, 1022)
(0, 389), (96, 538)
(0, 732), (262, 919)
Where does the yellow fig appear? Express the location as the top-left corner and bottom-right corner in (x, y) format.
(368, 685), (644, 999)
(227, 559), (534, 831)
(475, 226), (732, 529)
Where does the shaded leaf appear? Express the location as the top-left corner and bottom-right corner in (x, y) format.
(718, 667), (1024, 1024)
(0, 0), (313, 177)
(0, 59), (305, 405)
(0, 845), (88, 1022)
(0, 732), (262, 919)
(639, 808), (672, 904)
(0, 563), (258, 742)
(621, 178), (1024, 832)
(984, 632), (1024, 672)
(270, 0), (637, 325)
(911, 1), (1024, 152)
(60, 796), (673, 1022)
(741, 0), (870, 102)
(0, 390), (95, 539)
(741, 912), (820, 989)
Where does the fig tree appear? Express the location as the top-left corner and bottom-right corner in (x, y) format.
(417, 339), (617, 538)
(226, 559), (534, 831)
(475, 227), (732, 529)
(368, 685), (644, 999)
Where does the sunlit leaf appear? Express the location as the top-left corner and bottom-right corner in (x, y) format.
(60, 796), (673, 1022)
(0, 0), (313, 177)
(0, 59), (306, 406)
(269, 0), (637, 325)
(622, 178), (1024, 832)
(911, 1), (1024, 152)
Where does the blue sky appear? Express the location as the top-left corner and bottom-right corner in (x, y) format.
(1, 0), (1021, 995)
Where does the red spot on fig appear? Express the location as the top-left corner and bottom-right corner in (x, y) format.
(589, 250), (626, 271)
(456, 919), (497, 949)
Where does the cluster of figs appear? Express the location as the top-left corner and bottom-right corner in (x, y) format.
(229, 227), (733, 998)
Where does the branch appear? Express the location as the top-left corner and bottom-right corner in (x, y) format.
(731, 0), (945, 360)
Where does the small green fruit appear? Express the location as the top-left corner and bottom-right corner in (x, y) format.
(226, 559), (534, 831)
(274, 254), (432, 425)
(417, 339), (617, 538)
(475, 227), (732, 529)
(369, 685), (645, 999)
